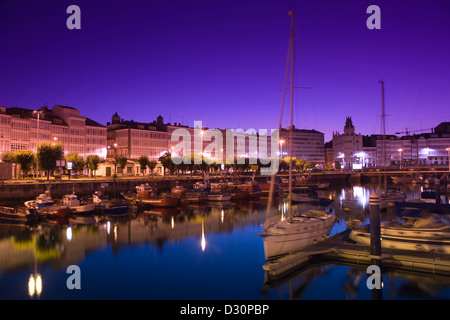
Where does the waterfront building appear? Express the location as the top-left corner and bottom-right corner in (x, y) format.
(106, 113), (168, 160)
(332, 117), (363, 170)
(324, 141), (334, 168)
(376, 125), (450, 167)
(109, 113), (276, 169)
(280, 126), (325, 166)
(0, 105), (106, 159)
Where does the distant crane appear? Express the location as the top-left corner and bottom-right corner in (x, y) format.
(395, 128), (433, 136)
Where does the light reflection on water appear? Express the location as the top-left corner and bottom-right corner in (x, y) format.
(0, 183), (449, 300)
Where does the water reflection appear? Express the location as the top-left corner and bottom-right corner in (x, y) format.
(0, 183), (449, 299)
(28, 273), (42, 298)
(262, 262), (450, 300)
(262, 183), (450, 299)
(201, 219), (206, 252)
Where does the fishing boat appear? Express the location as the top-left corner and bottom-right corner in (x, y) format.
(171, 185), (187, 198)
(236, 182), (262, 198)
(136, 183), (156, 198)
(185, 192), (208, 203)
(193, 181), (211, 193)
(39, 203), (71, 218)
(260, 10), (335, 261)
(24, 191), (54, 210)
(62, 194), (96, 214)
(92, 192), (129, 216)
(349, 213), (450, 254)
(120, 191), (138, 204)
(0, 206), (37, 225)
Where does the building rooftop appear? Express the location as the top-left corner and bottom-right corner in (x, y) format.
(5, 106), (68, 126)
(85, 117), (105, 128)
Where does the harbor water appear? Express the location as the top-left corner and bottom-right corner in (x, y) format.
(1, 183), (450, 300)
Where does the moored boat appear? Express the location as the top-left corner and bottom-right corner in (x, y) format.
(39, 204), (71, 218)
(0, 206), (38, 225)
(24, 191), (54, 210)
(93, 192), (129, 216)
(193, 181), (211, 193)
(349, 213), (450, 254)
(62, 194), (96, 214)
(171, 185), (187, 198)
(185, 193), (208, 203)
(260, 209), (336, 260)
(96, 202), (129, 216)
(236, 182), (261, 198)
(259, 10), (336, 262)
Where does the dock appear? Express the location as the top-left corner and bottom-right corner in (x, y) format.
(263, 230), (450, 280)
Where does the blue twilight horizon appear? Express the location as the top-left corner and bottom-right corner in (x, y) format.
(0, 0), (449, 142)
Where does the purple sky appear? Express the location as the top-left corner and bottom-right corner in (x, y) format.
(1, 0), (449, 142)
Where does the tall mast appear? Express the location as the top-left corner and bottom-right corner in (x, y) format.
(288, 9), (295, 223)
(379, 80), (387, 190)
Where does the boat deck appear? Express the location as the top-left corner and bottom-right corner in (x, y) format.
(263, 229), (450, 280)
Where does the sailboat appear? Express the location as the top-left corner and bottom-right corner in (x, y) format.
(378, 80), (406, 208)
(259, 10), (335, 260)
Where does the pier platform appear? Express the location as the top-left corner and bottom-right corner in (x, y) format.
(263, 230), (450, 280)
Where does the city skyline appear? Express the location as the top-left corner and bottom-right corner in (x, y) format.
(1, 0), (449, 142)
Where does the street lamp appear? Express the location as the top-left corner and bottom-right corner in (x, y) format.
(33, 109), (44, 178)
(279, 139), (285, 159)
(398, 148), (403, 171)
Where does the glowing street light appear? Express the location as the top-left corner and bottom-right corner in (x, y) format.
(398, 148), (403, 170)
(33, 109), (44, 178)
(279, 139), (285, 159)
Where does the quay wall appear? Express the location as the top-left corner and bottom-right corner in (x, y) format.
(0, 173), (350, 202)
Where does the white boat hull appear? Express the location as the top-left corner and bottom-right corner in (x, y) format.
(261, 211), (335, 260)
(350, 229), (450, 254)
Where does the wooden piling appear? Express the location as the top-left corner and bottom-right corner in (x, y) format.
(435, 178), (441, 204)
(369, 193), (382, 260)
